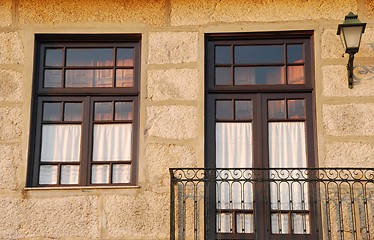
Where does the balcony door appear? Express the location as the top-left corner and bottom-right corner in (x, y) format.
(204, 32), (318, 240)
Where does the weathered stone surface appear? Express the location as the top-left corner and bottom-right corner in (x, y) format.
(0, 144), (21, 191)
(0, 0), (12, 27)
(146, 105), (198, 139)
(104, 191), (169, 239)
(145, 143), (197, 192)
(147, 69), (199, 101)
(324, 141), (374, 167)
(148, 32), (199, 64)
(171, 0), (356, 26)
(0, 32), (25, 64)
(323, 104), (374, 136)
(322, 65), (374, 96)
(19, 0), (167, 26)
(0, 106), (22, 141)
(366, 0), (374, 20)
(0, 196), (99, 239)
(0, 69), (23, 101)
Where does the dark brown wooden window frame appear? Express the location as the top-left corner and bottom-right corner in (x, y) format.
(205, 31), (319, 240)
(27, 34), (141, 187)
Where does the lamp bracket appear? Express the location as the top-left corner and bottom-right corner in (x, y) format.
(347, 53), (355, 89)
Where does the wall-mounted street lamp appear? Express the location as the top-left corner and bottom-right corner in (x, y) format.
(337, 12), (366, 88)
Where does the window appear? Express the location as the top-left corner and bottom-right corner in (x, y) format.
(27, 35), (140, 187)
(205, 32), (317, 239)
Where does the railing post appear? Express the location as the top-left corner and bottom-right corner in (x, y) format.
(170, 169), (175, 240)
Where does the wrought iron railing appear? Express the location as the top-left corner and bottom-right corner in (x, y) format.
(170, 168), (374, 240)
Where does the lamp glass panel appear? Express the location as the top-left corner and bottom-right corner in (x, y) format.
(342, 26), (364, 49)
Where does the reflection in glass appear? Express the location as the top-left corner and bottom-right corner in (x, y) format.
(112, 164), (131, 183)
(268, 100), (286, 119)
(39, 165), (58, 184)
(235, 100), (252, 120)
(45, 48), (63, 67)
(234, 45), (284, 64)
(44, 70), (63, 88)
(66, 70), (113, 87)
(216, 100), (233, 120)
(43, 102), (62, 121)
(215, 67), (231, 85)
(66, 48), (113, 66)
(91, 164), (110, 184)
(116, 69), (134, 87)
(64, 103), (83, 121)
(115, 102), (133, 120)
(94, 102), (112, 121)
(287, 66), (305, 84)
(287, 44), (304, 63)
(117, 48), (134, 66)
(215, 46), (231, 64)
(288, 99), (305, 119)
(61, 165), (79, 184)
(235, 67), (285, 85)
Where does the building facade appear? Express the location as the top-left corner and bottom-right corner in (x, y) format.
(0, 0), (374, 239)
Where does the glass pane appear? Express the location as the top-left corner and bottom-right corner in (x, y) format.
(268, 100), (286, 119)
(288, 99), (305, 119)
(66, 69), (113, 88)
(117, 48), (134, 66)
(94, 102), (112, 121)
(235, 100), (252, 120)
(61, 165), (79, 184)
(91, 164), (109, 184)
(287, 44), (304, 63)
(40, 125), (81, 162)
(92, 124), (132, 161)
(236, 214), (254, 233)
(287, 66), (305, 84)
(116, 69), (134, 87)
(217, 213), (232, 233)
(271, 213), (289, 234)
(45, 48), (63, 67)
(293, 214), (310, 234)
(215, 46), (231, 64)
(43, 102), (62, 121)
(64, 103), (83, 121)
(66, 48), (113, 66)
(39, 165), (58, 184)
(215, 67), (231, 85)
(216, 100), (233, 120)
(235, 67), (285, 85)
(112, 164), (131, 183)
(115, 102), (133, 120)
(44, 70), (63, 88)
(234, 45), (284, 64)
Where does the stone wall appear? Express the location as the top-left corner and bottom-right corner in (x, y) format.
(0, 0), (373, 239)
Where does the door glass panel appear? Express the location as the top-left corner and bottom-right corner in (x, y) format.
(288, 99), (305, 119)
(94, 102), (112, 121)
(66, 48), (113, 66)
(215, 46), (231, 64)
(234, 45), (284, 64)
(234, 67), (285, 85)
(43, 102), (62, 121)
(235, 100), (253, 120)
(216, 100), (233, 120)
(115, 102), (133, 120)
(287, 66), (305, 84)
(215, 67), (231, 85)
(217, 213), (232, 233)
(44, 70), (63, 88)
(64, 103), (83, 121)
(271, 213), (289, 234)
(237, 213), (254, 233)
(268, 100), (286, 119)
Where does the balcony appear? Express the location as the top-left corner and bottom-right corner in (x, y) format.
(170, 168), (374, 240)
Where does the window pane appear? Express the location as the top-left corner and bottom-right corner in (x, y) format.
(43, 102), (62, 121)
(116, 69), (134, 87)
(234, 45), (284, 64)
(235, 67), (285, 85)
(271, 213), (289, 234)
(115, 102), (133, 120)
(65, 69), (113, 88)
(64, 103), (83, 121)
(39, 165), (58, 184)
(117, 48), (134, 66)
(268, 100), (286, 119)
(287, 44), (304, 63)
(94, 102), (112, 121)
(91, 164), (110, 184)
(215, 46), (231, 64)
(66, 48), (113, 66)
(288, 99), (305, 119)
(293, 214), (310, 234)
(235, 100), (252, 120)
(216, 100), (233, 120)
(287, 66), (305, 84)
(217, 213), (232, 233)
(40, 125), (81, 162)
(61, 165), (79, 184)
(112, 164), (131, 183)
(236, 213), (254, 233)
(44, 70), (63, 88)
(215, 67), (231, 85)
(92, 124), (132, 161)
(45, 48), (63, 67)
